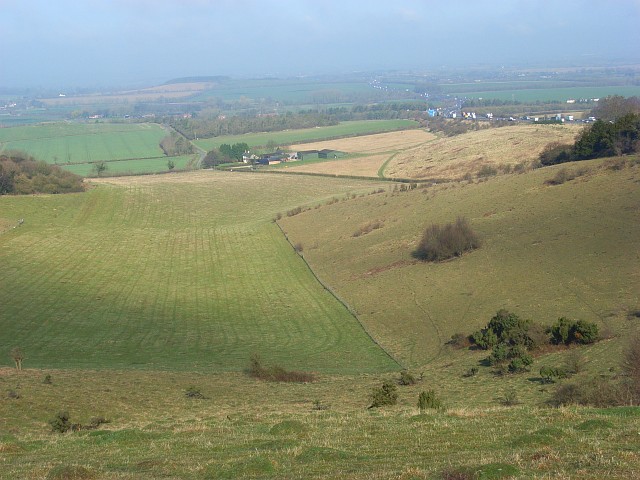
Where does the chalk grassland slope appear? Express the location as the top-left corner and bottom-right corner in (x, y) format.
(192, 119), (418, 151)
(280, 130), (436, 177)
(3, 368), (640, 480)
(0, 171), (397, 373)
(386, 124), (583, 180)
(279, 159), (640, 366)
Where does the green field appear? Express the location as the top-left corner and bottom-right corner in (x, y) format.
(0, 172), (397, 373)
(280, 158), (640, 367)
(62, 154), (195, 176)
(0, 122), (167, 164)
(193, 120), (418, 151)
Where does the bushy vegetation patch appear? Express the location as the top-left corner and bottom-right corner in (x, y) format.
(540, 97), (640, 165)
(417, 389), (444, 412)
(548, 317), (599, 345)
(247, 354), (316, 383)
(352, 220), (383, 237)
(369, 381), (398, 408)
(413, 217), (480, 262)
(0, 151), (84, 194)
(398, 370), (417, 386)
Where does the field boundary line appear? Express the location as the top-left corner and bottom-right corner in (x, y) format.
(274, 221), (404, 370)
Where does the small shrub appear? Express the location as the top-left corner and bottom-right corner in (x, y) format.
(185, 386), (205, 399)
(286, 206), (303, 217)
(462, 367), (478, 378)
(413, 217), (480, 262)
(477, 164), (498, 177)
(545, 168), (576, 185)
(550, 376), (634, 407)
(539, 141), (573, 166)
(293, 242), (304, 253)
(43, 374), (52, 385)
(369, 381), (398, 408)
(417, 390), (443, 412)
(398, 370), (417, 386)
(50, 411), (72, 433)
(539, 366), (568, 384)
(311, 399), (329, 411)
(446, 333), (470, 349)
(500, 388), (520, 406)
(7, 390), (20, 399)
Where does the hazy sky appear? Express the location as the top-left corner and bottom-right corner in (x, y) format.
(2, 0), (639, 88)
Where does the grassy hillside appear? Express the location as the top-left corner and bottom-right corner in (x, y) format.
(279, 157), (640, 367)
(0, 171), (397, 373)
(385, 123), (582, 180)
(3, 367), (640, 479)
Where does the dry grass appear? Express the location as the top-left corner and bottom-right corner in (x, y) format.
(289, 129), (436, 154)
(386, 124), (583, 180)
(284, 154), (391, 176)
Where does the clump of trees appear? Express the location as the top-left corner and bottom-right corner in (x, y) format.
(539, 96), (640, 166)
(413, 217), (480, 262)
(159, 132), (194, 156)
(0, 151), (84, 195)
(202, 142), (250, 168)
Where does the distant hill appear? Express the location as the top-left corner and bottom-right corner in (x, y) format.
(164, 76), (230, 85)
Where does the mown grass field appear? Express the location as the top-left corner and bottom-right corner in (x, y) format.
(0, 171), (397, 374)
(62, 154), (194, 177)
(0, 122), (167, 164)
(279, 157), (640, 367)
(193, 120), (418, 151)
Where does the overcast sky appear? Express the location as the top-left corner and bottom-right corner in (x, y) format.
(2, 0), (639, 88)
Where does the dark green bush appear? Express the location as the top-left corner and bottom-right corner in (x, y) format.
(50, 411), (72, 433)
(369, 381), (398, 408)
(549, 317), (599, 345)
(185, 386), (205, 399)
(417, 390), (443, 412)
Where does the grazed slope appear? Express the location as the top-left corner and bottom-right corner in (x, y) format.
(385, 124), (582, 179)
(0, 171), (397, 373)
(280, 158), (640, 366)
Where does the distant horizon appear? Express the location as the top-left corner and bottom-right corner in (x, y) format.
(3, 58), (640, 95)
(2, 0), (639, 90)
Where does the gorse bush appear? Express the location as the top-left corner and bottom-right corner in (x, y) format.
(549, 317), (599, 345)
(417, 390), (444, 412)
(413, 217), (480, 262)
(369, 381), (398, 408)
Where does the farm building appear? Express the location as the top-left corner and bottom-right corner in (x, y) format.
(318, 149), (344, 159)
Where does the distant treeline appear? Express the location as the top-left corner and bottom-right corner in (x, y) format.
(0, 151), (84, 195)
(169, 104), (423, 140)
